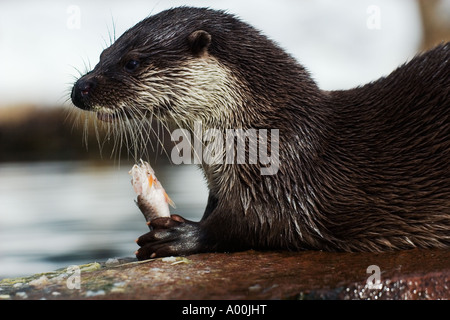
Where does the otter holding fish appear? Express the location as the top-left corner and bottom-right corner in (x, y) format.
(71, 7), (450, 259)
(129, 159), (176, 222)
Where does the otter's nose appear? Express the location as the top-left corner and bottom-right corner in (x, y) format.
(71, 78), (97, 110)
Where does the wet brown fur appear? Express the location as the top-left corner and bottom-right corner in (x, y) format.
(71, 7), (450, 255)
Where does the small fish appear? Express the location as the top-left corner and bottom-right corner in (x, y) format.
(129, 159), (175, 222)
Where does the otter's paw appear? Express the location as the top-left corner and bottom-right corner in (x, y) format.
(135, 215), (203, 260)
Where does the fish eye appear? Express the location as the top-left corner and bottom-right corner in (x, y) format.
(124, 59), (140, 72)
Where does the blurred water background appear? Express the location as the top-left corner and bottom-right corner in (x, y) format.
(0, 0), (449, 278)
(0, 161), (207, 278)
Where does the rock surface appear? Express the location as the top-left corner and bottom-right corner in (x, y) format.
(0, 249), (449, 300)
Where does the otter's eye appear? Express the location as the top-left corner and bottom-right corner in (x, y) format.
(124, 59), (140, 72)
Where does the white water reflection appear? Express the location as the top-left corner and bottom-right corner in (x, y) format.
(0, 161), (207, 278)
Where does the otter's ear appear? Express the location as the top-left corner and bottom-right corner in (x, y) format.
(188, 30), (211, 56)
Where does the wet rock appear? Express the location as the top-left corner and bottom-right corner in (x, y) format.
(29, 275), (50, 288)
(0, 249), (448, 300)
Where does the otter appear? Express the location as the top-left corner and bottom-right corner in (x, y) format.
(71, 7), (450, 259)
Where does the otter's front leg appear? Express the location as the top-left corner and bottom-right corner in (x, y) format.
(135, 215), (208, 259)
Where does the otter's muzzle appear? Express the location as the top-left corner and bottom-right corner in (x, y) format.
(71, 76), (97, 110)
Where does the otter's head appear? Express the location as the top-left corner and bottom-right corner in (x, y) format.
(71, 7), (252, 130)
(71, 7), (317, 129)
(71, 6), (319, 165)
